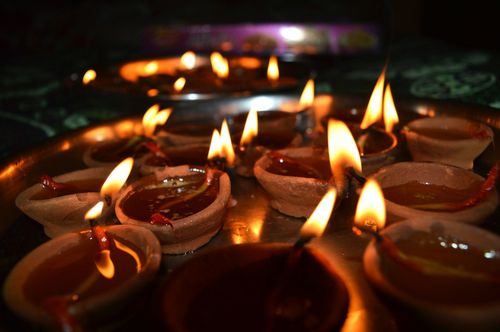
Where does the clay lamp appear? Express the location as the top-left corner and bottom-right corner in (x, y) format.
(371, 161), (499, 224)
(83, 104), (171, 167)
(15, 158), (134, 237)
(115, 148), (232, 254)
(353, 181), (500, 330)
(318, 69), (399, 175)
(162, 188), (350, 332)
(139, 119), (236, 175)
(3, 202), (161, 330)
(401, 117), (493, 169)
(254, 119), (363, 217)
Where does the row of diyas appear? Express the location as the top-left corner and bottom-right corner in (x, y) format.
(6, 66), (500, 331)
(82, 51), (305, 98)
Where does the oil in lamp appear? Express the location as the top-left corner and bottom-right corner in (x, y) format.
(162, 188), (349, 332)
(15, 158), (134, 237)
(354, 179), (500, 330)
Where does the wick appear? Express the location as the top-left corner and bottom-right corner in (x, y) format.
(352, 225), (384, 243)
(346, 167), (366, 185)
(104, 194), (112, 207)
(207, 157), (227, 171)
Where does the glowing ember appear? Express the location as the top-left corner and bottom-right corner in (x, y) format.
(94, 249), (115, 279)
(84, 201), (104, 221)
(210, 52), (229, 79)
(144, 61), (159, 76)
(82, 69), (96, 85)
(354, 179), (386, 232)
(180, 51), (196, 70)
(207, 129), (222, 160)
(360, 69), (385, 129)
(328, 119), (362, 190)
(240, 108), (258, 146)
(383, 83), (399, 133)
(173, 77), (186, 92)
(300, 188), (337, 238)
(299, 79), (315, 109)
(220, 119), (235, 166)
(100, 157), (134, 200)
(267, 55), (279, 82)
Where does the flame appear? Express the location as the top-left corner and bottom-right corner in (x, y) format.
(299, 79), (315, 109)
(114, 239), (142, 273)
(210, 52), (229, 79)
(85, 201), (104, 221)
(154, 108), (172, 127)
(267, 55), (279, 81)
(82, 69), (96, 85)
(220, 119), (235, 166)
(173, 77), (186, 92)
(100, 157), (134, 199)
(142, 104), (160, 137)
(95, 249), (115, 279)
(240, 108), (258, 146)
(300, 188), (337, 238)
(144, 61), (159, 75)
(383, 83), (399, 133)
(207, 129), (222, 160)
(180, 51), (196, 70)
(360, 69), (385, 129)
(328, 119), (362, 173)
(354, 179), (386, 232)
(147, 88), (159, 97)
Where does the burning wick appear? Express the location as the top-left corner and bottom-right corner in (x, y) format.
(82, 69), (96, 85)
(352, 178), (386, 242)
(299, 79), (315, 111)
(207, 120), (236, 170)
(267, 55), (279, 85)
(100, 157), (134, 207)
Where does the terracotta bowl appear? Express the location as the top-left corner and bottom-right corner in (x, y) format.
(254, 147), (332, 218)
(15, 167), (112, 238)
(83, 138), (146, 168)
(359, 128), (399, 175)
(402, 117), (493, 169)
(3, 224), (161, 329)
(364, 218), (500, 331)
(162, 243), (349, 332)
(115, 165), (231, 254)
(371, 162), (498, 224)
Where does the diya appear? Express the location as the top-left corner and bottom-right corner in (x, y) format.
(162, 188), (350, 332)
(83, 104), (171, 167)
(254, 119), (362, 217)
(402, 116), (493, 169)
(371, 161), (499, 224)
(115, 165), (231, 254)
(14, 158), (134, 237)
(2, 222), (161, 330)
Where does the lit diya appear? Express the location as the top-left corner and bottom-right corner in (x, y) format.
(371, 161), (499, 224)
(353, 181), (500, 330)
(402, 117), (493, 169)
(3, 204), (161, 330)
(116, 52), (301, 98)
(162, 189), (350, 332)
(15, 158), (134, 237)
(115, 163), (231, 254)
(83, 104), (171, 167)
(254, 119), (362, 217)
(318, 69), (399, 175)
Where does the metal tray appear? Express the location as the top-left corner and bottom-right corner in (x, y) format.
(0, 94), (499, 331)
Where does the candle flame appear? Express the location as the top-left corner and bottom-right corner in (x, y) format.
(240, 108), (258, 146)
(173, 77), (186, 92)
(100, 157), (134, 199)
(144, 61), (159, 76)
(114, 239), (142, 273)
(142, 104), (161, 137)
(180, 51), (196, 70)
(95, 249), (115, 279)
(299, 79), (315, 109)
(360, 69), (385, 129)
(328, 119), (362, 186)
(267, 55), (279, 81)
(85, 201), (104, 221)
(210, 52), (229, 79)
(383, 83), (399, 133)
(220, 119), (235, 166)
(207, 129), (222, 160)
(147, 88), (159, 97)
(82, 69), (96, 85)
(354, 179), (386, 232)
(300, 188), (337, 238)
(154, 108), (172, 127)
